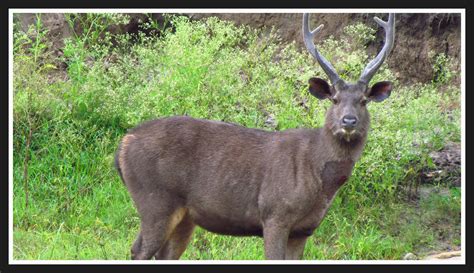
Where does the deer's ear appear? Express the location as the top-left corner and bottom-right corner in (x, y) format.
(308, 78), (332, 100)
(367, 81), (392, 102)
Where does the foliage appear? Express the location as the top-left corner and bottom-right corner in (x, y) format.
(12, 14), (461, 260)
(317, 23), (395, 85)
(431, 52), (456, 85)
(344, 22), (377, 46)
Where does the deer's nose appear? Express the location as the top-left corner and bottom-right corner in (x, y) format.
(342, 115), (358, 128)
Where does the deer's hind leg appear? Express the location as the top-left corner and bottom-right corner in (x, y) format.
(131, 231), (143, 259)
(130, 192), (183, 260)
(286, 236), (308, 260)
(154, 211), (195, 260)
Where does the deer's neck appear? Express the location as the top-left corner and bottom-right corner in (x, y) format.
(321, 125), (367, 162)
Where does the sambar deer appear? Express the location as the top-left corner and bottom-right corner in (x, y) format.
(115, 13), (396, 260)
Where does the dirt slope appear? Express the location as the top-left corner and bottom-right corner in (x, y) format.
(16, 13), (461, 85)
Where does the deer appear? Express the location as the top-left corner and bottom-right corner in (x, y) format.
(114, 13), (395, 260)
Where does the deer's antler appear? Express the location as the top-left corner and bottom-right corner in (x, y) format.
(359, 13), (396, 84)
(303, 13), (342, 85)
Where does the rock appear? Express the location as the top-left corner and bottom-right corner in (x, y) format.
(403, 253), (418, 260)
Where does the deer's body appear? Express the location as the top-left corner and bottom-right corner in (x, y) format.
(117, 116), (364, 238)
(116, 13), (396, 260)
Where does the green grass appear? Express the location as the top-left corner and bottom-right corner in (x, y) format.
(12, 14), (461, 260)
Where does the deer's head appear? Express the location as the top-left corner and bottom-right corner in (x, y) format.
(303, 13), (395, 143)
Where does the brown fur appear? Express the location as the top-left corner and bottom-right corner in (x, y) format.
(115, 79), (392, 260)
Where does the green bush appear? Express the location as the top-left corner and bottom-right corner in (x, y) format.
(431, 52), (456, 85)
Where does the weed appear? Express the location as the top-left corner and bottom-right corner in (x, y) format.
(431, 52), (456, 85)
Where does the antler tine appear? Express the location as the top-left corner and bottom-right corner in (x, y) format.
(359, 13), (396, 85)
(303, 13), (341, 85)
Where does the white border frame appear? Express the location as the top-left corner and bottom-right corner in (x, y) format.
(9, 8), (466, 265)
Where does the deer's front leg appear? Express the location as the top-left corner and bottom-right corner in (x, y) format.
(263, 220), (290, 260)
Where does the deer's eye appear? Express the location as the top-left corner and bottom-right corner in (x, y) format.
(360, 98), (368, 106)
(332, 98), (339, 104)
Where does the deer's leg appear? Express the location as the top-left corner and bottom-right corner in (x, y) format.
(286, 236), (308, 260)
(263, 220), (290, 260)
(132, 218), (170, 260)
(131, 231), (143, 259)
(154, 213), (195, 260)
(131, 195), (180, 260)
